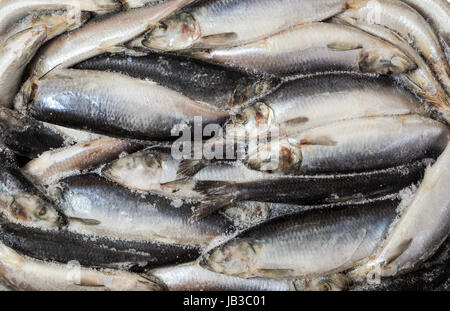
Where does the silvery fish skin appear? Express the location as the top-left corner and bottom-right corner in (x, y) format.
(352, 142), (450, 279)
(30, 0), (193, 78)
(337, 0), (450, 96)
(22, 137), (142, 185)
(120, 0), (165, 9)
(150, 262), (351, 291)
(192, 160), (428, 219)
(18, 69), (229, 140)
(0, 222), (199, 270)
(187, 22), (414, 77)
(42, 123), (103, 145)
(0, 0), (120, 36)
(1, 9), (88, 43)
(57, 174), (235, 247)
(103, 150), (271, 195)
(0, 27), (46, 108)
(231, 74), (425, 137)
(331, 17), (450, 123)
(74, 53), (278, 109)
(0, 108), (65, 159)
(201, 199), (398, 278)
(0, 149), (63, 229)
(400, 0), (450, 46)
(247, 115), (449, 175)
(144, 0), (350, 51)
(0, 240), (164, 291)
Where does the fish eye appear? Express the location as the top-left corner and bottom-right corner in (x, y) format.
(37, 206), (47, 217)
(158, 22), (168, 31)
(322, 283), (332, 291)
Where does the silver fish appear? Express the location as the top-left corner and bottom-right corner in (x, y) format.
(0, 240), (164, 291)
(30, 0), (193, 78)
(144, 0), (350, 51)
(201, 198), (398, 279)
(352, 142), (450, 279)
(247, 115), (449, 175)
(331, 17), (450, 123)
(18, 69), (229, 140)
(401, 0), (450, 46)
(187, 22), (414, 76)
(0, 0), (120, 36)
(57, 174), (235, 247)
(22, 137), (142, 185)
(0, 27), (46, 108)
(150, 262), (351, 291)
(0, 149), (64, 229)
(337, 0), (450, 96)
(120, 0), (163, 9)
(231, 74), (425, 137)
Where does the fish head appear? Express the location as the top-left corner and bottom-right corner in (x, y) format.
(359, 46), (415, 74)
(102, 150), (165, 191)
(0, 194), (63, 228)
(144, 12), (201, 51)
(231, 78), (281, 107)
(293, 274), (352, 291)
(246, 139), (302, 173)
(200, 239), (261, 277)
(228, 102), (274, 139)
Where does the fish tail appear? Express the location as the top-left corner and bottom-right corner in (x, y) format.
(192, 181), (235, 220)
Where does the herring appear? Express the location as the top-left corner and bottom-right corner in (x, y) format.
(200, 199), (398, 279)
(0, 240), (164, 291)
(0, 0), (120, 36)
(29, 0), (194, 78)
(18, 69), (229, 140)
(74, 53), (278, 109)
(22, 137), (142, 185)
(143, 0), (350, 51)
(186, 22), (415, 77)
(351, 142), (450, 279)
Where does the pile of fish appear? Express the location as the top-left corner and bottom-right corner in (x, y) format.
(0, 0), (449, 291)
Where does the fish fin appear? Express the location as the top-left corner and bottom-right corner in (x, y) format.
(191, 181), (235, 220)
(384, 238), (413, 266)
(177, 159), (208, 177)
(284, 117), (309, 126)
(299, 135), (337, 146)
(199, 32), (238, 46)
(68, 217), (101, 226)
(327, 42), (362, 51)
(161, 178), (195, 193)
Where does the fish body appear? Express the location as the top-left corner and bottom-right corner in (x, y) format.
(233, 74), (425, 136)
(144, 0), (350, 51)
(0, 108), (65, 158)
(0, 240), (164, 291)
(0, 149), (63, 229)
(74, 53), (277, 109)
(187, 22), (414, 76)
(0, 222), (198, 269)
(352, 142), (450, 278)
(247, 115), (449, 174)
(201, 199), (398, 278)
(22, 137), (142, 185)
(20, 69), (229, 140)
(331, 17), (450, 122)
(0, 27), (46, 108)
(400, 0), (450, 46)
(192, 160), (428, 219)
(150, 262), (350, 291)
(30, 0), (193, 78)
(57, 174), (235, 247)
(337, 0), (450, 96)
(0, 0), (120, 36)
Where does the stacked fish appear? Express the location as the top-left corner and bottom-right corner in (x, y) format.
(0, 0), (449, 291)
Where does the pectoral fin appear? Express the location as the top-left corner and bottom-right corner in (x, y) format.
(200, 32), (238, 46)
(299, 135), (337, 146)
(68, 217), (101, 226)
(327, 42), (362, 51)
